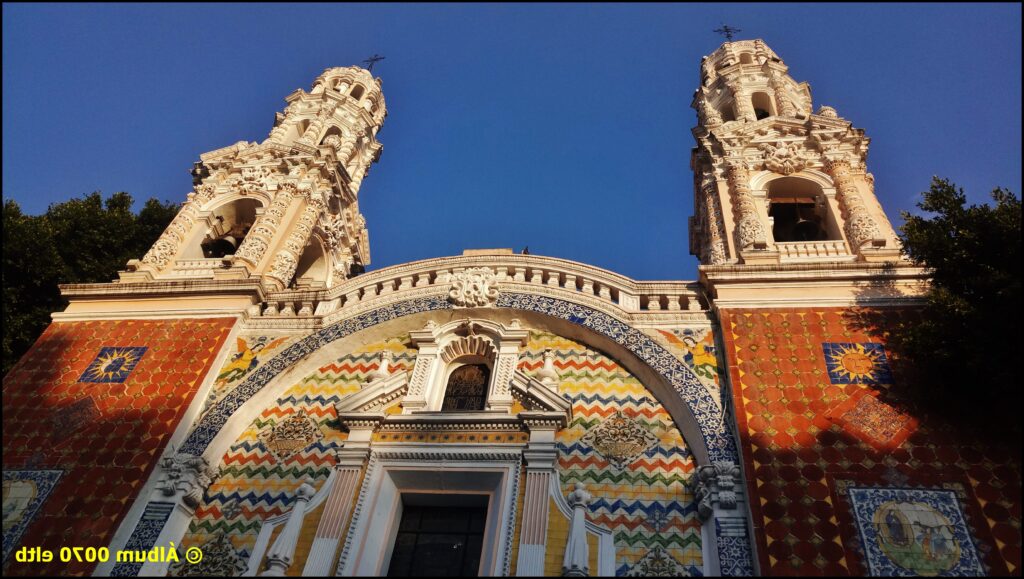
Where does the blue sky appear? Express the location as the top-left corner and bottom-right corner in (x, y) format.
(3, 3), (1020, 281)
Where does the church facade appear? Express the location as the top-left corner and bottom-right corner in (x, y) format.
(3, 40), (1020, 577)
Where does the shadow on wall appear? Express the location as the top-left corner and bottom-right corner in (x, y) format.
(840, 261), (1020, 448)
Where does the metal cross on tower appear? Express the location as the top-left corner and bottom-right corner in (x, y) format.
(362, 54), (385, 71)
(713, 24), (742, 42)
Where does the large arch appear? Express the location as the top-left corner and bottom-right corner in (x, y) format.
(179, 293), (734, 466)
(107, 259), (755, 577)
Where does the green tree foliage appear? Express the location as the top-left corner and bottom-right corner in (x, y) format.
(2, 192), (179, 375)
(887, 178), (1021, 437)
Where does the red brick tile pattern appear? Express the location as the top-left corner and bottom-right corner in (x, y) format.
(720, 307), (1020, 576)
(2, 318), (234, 576)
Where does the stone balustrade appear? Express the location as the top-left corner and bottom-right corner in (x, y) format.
(169, 258), (226, 278)
(250, 255), (706, 320)
(775, 240), (852, 261)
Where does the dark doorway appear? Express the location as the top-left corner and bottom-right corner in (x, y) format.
(387, 496), (488, 577)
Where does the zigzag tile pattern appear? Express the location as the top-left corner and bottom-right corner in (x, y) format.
(175, 336), (416, 563)
(519, 331), (703, 576)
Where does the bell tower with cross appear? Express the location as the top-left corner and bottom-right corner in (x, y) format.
(125, 63), (388, 292)
(687, 38), (925, 304)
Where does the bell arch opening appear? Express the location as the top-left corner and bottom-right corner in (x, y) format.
(767, 176), (840, 242)
(177, 197), (262, 260)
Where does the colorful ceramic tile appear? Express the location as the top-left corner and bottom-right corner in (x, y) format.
(822, 342), (893, 384)
(78, 346), (147, 383)
(109, 502), (175, 577)
(847, 486), (984, 576)
(2, 470), (63, 564)
(827, 391), (917, 451)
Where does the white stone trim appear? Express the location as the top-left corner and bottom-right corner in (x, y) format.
(336, 445), (521, 576)
(547, 474), (616, 577)
(242, 471), (336, 575)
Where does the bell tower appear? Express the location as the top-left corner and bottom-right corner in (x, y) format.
(688, 39), (902, 267)
(125, 65), (387, 290)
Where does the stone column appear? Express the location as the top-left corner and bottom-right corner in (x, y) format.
(725, 162), (769, 251)
(234, 184), (295, 269)
(489, 352), (517, 412)
(302, 448), (370, 576)
(261, 480), (316, 576)
(562, 483), (593, 577)
(403, 323), (441, 412)
(727, 82), (756, 122)
(267, 196), (325, 288)
(516, 440), (559, 577)
(770, 76), (798, 118)
(700, 173), (730, 264)
(824, 158), (885, 250)
(138, 184), (215, 271)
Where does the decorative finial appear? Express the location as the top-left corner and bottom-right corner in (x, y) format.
(362, 54), (385, 72)
(713, 24), (742, 42)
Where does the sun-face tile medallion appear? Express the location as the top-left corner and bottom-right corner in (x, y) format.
(822, 342), (893, 384)
(78, 346), (148, 383)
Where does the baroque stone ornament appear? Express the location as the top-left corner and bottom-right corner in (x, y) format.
(448, 267), (500, 307)
(760, 141), (809, 175)
(824, 158), (885, 249)
(258, 410), (324, 461)
(581, 410), (658, 469)
(625, 546), (691, 577)
(168, 534), (248, 577)
(155, 452), (215, 509)
(725, 161), (769, 250)
(817, 105), (839, 118)
(690, 460), (742, 520)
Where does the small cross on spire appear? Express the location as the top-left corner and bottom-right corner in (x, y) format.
(713, 24), (742, 42)
(362, 54), (385, 72)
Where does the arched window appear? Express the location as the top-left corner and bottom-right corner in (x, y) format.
(739, 53), (754, 65)
(441, 364), (490, 411)
(752, 92), (775, 120)
(350, 84), (365, 101)
(767, 177), (838, 242)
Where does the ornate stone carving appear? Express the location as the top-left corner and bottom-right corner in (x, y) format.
(698, 98), (722, 126)
(267, 199), (325, 287)
(760, 141), (810, 175)
(824, 158), (885, 249)
(699, 172), (729, 264)
(156, 452), (215, 509)
(581, 410), (658, 469)
(818, 105), (839, 118)
(448, 267), (500, 307)
(769, 76), (798, 118)
(234, 187), (294, 267)
(406, 354), (435, 397)
(690, 460), (742, 520)
(726, 81), (756, 122)
(725, 161), (769, 250)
